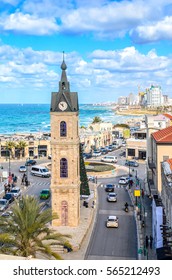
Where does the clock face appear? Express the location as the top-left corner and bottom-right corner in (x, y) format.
(58, 101), (67, 111)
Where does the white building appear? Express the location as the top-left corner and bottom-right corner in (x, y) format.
(146, 85), (163, 107)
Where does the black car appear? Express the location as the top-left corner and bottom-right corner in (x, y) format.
(105, 184), (114, 192)
(3, 193), (15, 204)
(25, 159), (37, 166)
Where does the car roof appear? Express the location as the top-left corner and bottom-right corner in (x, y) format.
(11, 187), (20, 191)
(120, 177), (126, 180)
(108, 215), (117, 219)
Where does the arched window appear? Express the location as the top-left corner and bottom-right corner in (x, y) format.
(60, 158), (68, 177)
(60, 121), (67, 137)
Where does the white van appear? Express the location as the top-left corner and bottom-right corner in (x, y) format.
(31, 165), (51, 178)
(101, 156), (117, 163)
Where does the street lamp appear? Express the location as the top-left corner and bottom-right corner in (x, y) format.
(25, 157), (30, 186)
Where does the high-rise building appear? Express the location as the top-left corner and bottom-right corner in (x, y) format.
(146, 85), (163, 107)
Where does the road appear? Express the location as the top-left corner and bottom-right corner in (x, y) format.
(0, 158), (51, 198)
(85, 175), (138, 260)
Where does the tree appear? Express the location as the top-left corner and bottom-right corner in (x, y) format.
(0, 196), (70, 259)
(15, 140), (27, 158)
(80, 144), (90, 196)
(5, 140), (16, 159)
(92, 116), (102, 123)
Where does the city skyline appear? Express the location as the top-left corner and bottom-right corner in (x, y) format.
(0, 0), (172, 104)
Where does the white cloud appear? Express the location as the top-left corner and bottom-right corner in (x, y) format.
(130, 16), (172, 43)
(0, 43), (172, 101)
(0, 12), (59, 35)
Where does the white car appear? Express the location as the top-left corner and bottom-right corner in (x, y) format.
(19, 165), (27, 172)
(107, 192), (117, 202)
(9, 187), (21, 198)
(92, 150), (101, 157)
(119, 177), (129, 185)
(106, 216), (119, 228)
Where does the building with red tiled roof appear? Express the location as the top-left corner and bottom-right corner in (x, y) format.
(147, 126), (172, 195)
(152, 126), (172, 143)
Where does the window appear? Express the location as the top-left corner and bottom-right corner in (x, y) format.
(60, 121), (67, 137)
(128, 148), (135, 157)
(60, 158), (68, 178)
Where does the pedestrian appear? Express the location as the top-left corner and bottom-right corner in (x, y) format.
(145, 235), (149, 248)
(4, 183), (8, 194)
(150, 235), (153, 249)
(141, 189), (144, 198)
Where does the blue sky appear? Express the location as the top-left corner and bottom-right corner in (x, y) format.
(0, 0), (172, 104)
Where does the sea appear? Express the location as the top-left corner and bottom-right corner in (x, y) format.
(0, 104), (138, 135)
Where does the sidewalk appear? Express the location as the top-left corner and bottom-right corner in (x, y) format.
(128, 180), (157, 260)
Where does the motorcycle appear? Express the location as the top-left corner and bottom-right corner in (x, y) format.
(124, 203), (129, 212)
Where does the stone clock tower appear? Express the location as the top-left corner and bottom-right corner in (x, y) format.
(50, 56), (80, 227)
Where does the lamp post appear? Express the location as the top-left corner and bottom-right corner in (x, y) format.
(25, 157), (30, 186)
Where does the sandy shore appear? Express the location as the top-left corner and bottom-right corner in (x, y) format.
(115, 110), (158, 116)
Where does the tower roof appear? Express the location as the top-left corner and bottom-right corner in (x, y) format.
(50, 53), (79, 112)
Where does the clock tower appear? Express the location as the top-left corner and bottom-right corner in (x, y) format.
(50, 55), (80, 227)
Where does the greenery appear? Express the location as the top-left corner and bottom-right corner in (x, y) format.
(113, 123), (130, 128)
(80, 144), (90, 196)
(86, 162), (115, 172)
(15, 140), (27, 158)
(0, 196), (71, 259)
(5, 140), (27, 159)
(92, 116), (102, 123)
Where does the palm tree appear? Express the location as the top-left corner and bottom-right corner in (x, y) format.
(5, 140), (16, 159)
(15, 140), (27, 159)
(92, 116), (102, 123)
(0, 196), (71, 259)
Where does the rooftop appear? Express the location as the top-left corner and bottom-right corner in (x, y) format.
(152, 126), (172, 143)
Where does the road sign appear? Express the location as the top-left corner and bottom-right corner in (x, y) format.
(134, 189), (141, 197)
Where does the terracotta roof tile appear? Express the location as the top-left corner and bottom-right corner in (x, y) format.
(152, 126), (172, 143)
(163, 113), (172, 120)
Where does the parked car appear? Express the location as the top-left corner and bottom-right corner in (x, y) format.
(40, 189), (51, 199)
(87, 175), (95, 182)
(119, 177), (129, 185)
(107, 192), (117, 202)
(105, 146), (113, 152)
(83, 152), (92, 159)
(19, 165), (27, 172)
(125, 160), (139, 167)
(105, 184), (114, 192)
(9, 187), (21, 198)
(25, 159), (37, 166)
(0, 199), (9, 212)
(48, 155), (52, 159)
(1, 210), (13, 217)
(100, 148), (108, 155)
(92, 150), (101, 157)
(3, 193), (15, 204)
(106, 215), (119, 228)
